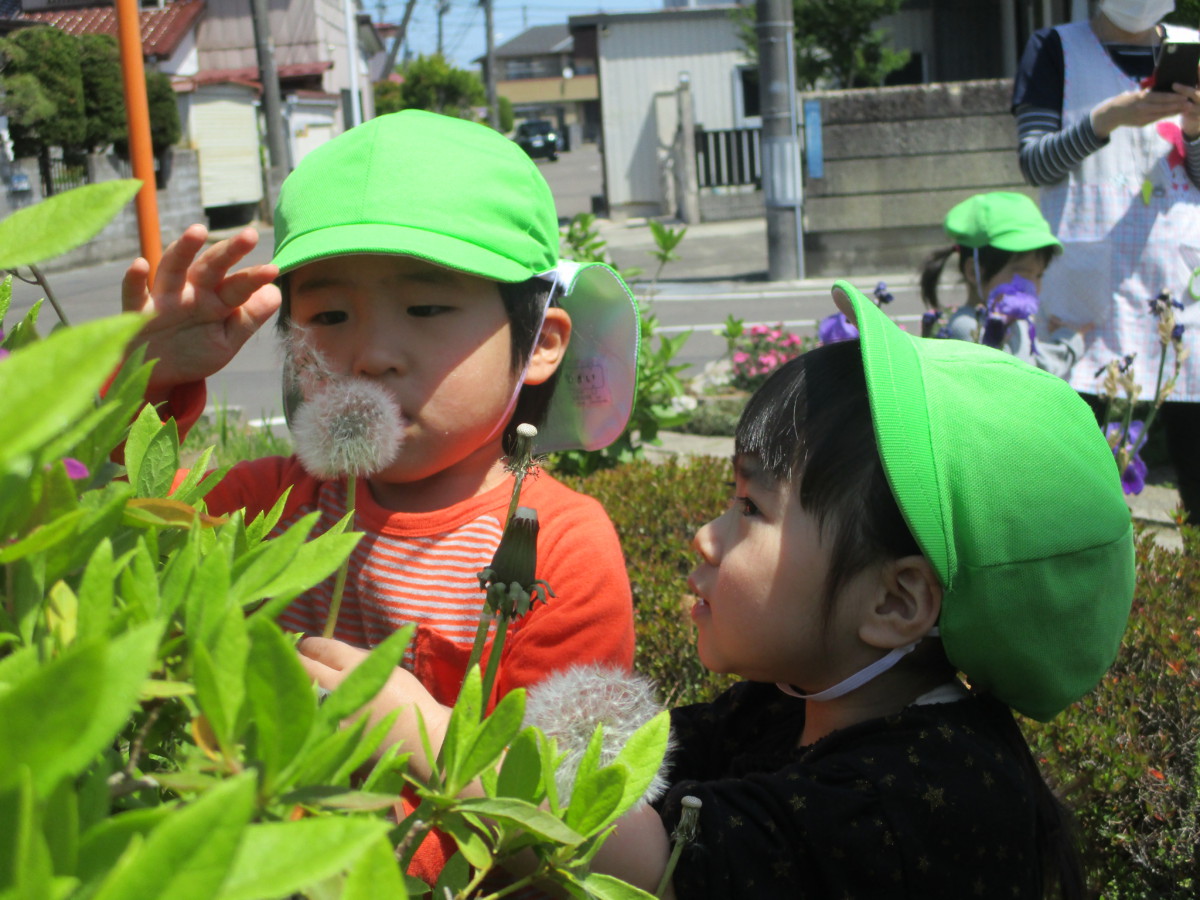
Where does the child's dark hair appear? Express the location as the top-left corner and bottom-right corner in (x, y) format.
(920, 244), (1056, 311)
(735, 339), (920, 615)
(276, 273), (560, 454)
(737, 339), (1085, 899)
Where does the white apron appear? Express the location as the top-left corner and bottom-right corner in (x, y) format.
(1040, 21), (1200, 401)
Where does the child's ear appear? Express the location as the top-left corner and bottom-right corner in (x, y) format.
(858, 556), (942, 650)
(524, 307), (571, 386)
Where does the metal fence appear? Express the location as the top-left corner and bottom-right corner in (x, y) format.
(43, 156), (89, 195)
(694, 126), (762, 189)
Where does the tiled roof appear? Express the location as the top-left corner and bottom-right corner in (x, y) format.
(8, 0), (204, 59)
(191, 60), (332, 85)
(493, 23), (571, 59)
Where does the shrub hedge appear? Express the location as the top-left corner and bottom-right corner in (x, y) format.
(566, 456), (1199, 897)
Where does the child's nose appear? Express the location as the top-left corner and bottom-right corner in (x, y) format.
(352, 319), (406, 378)
(692, 517), (720, 566)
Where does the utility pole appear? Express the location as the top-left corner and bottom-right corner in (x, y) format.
(251, 0), (288, 222)
(342, 0), (363, 127)
(482, 0), (498, 129)
(437, 1), (450, 56)
(756, 0), (804, 280)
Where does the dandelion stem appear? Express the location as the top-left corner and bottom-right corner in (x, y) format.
(657, 796), (702, 897)
(479, 615), (510, 711)
(322, 473), (356, 639)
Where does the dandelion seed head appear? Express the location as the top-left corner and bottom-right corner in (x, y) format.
(524, 664), (674, 806)
(517, 423), (538, 439)
(282, 325), (337, 401)
(292, 378), (405, 479)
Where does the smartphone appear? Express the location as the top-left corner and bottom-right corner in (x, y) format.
(1151, 40), (1200, 92)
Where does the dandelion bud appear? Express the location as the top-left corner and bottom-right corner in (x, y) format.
(478, 507), (549, 618)
(292, 378), (404, 479)
(523, 664), (673, 806)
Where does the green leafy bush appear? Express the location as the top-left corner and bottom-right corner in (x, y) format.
(0, 182), (670, 900)
(1023, 524), (1200, 899)
(566, 457), (737, 707)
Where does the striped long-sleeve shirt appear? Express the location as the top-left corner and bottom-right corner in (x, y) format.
(1013, 25), (1200, 189)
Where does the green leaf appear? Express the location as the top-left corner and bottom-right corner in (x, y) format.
(0, 768), (54, 900)
(169, 446), (223, 506)
(564, 766), (625, 837)
(317, 625), (414, 728)
(190, 603), (249, 753)
(454, 797), (584, 845)
(123, 404), (163, 497)
(90, 772), (255, 900)
(609, 711), (671, 819)
(438, 814), (493, 870)
(0, 274), (10, 325)
(496, 727), (544, 802)
(75, 539), (116, 641)
(134, 419), (180, 499)
(0, 625), (159, 796)
(431, 849), (471, 900)
(0, 509), (87, 563)
(275, 787), (399, 812)
(0, 181), (142, 269)
(446, 686), (525, 795)
(243, 488), (290, 545)
(440, 665), (483, 787)
(342, 836), (408, 900)
(580, 872), (659, 900)
(78, 806), (172, 884)
(245, 618), (316, 790)
(5, 299), (43, 350)
(0, 316), (147, 468)
(217, 817), (391, 900)
(284, 717), (370, 789)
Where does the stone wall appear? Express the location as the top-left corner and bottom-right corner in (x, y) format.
(800, 78), (1025, 276)
(1, 148), (204, 273)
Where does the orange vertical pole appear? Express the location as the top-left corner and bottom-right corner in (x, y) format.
(114, 0), (162, 282)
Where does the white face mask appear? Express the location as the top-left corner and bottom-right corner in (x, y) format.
(1099, 0), (1175, 34)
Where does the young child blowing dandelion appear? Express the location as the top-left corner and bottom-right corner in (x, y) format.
(121, 110), (642, 883)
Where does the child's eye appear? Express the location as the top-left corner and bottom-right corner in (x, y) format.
(308, 310), (347, 326)
(406, 305), (453, 318)
(732, 495), (760, 517)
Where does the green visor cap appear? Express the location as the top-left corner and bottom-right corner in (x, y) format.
(273, 109), (559, 281)
(943, 191), (1063, 254)
(832, 281), (1133, 721)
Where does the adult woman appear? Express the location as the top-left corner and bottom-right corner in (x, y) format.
(1012, 0), (1200, 519)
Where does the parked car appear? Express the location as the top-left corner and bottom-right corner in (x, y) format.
(514, 120), (559, 161)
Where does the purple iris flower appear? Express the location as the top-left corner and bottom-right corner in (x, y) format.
(1173, 323), (1186, 342)
(63, 458), (89, 480)
(818, 311), (859, 345)
(1106, 420), (1147, 495)
(873, 281), (895, 305)
(988, 274), (1040, 320)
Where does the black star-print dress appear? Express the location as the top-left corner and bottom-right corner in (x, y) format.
(653, 681), (1046, 898)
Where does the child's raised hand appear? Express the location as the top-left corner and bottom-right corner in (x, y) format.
(122, 224), (281, 398)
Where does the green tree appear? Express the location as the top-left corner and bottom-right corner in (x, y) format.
(497, 94), (514, 132)
(0, 26), (86, 192)
(1167, 1), (1200, 28)
(380, 53), (486, 119)
(79, 34), (125, 153)
(732, 0), (910, 90)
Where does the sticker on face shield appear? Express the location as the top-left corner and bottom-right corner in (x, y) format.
(565, 359), (611, 407)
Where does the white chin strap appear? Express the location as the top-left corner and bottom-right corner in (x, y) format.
(777, 627), (940, 702)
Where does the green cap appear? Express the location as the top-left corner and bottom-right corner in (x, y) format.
(943, 191), (1063, 254)
(272, 110), (640, 454)
(832, 280), (1133, 721)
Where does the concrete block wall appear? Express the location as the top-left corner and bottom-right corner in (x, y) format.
(699, 186), (764, 223)
(801, 78), (1025, 277)
(0, 148), (204, 273)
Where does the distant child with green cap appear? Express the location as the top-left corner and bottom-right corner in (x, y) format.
(121, 110), (641, 880)
(302, 280), (1134, 898)
(921, 190), (1090, 378)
